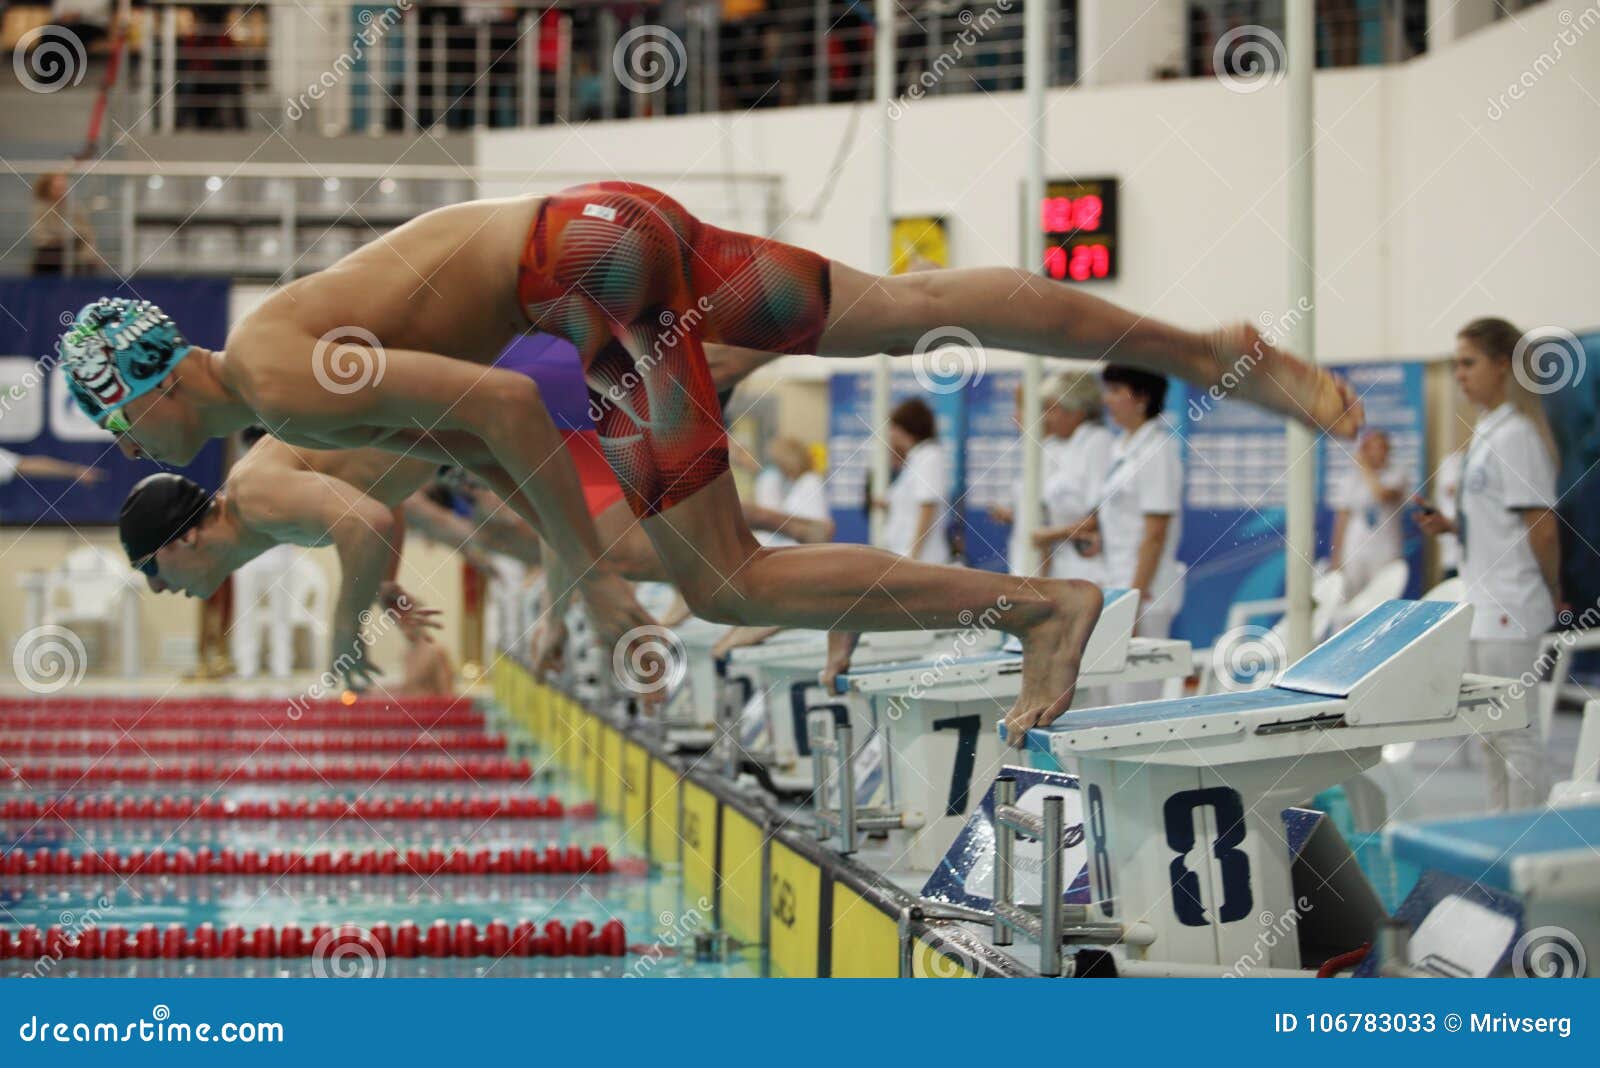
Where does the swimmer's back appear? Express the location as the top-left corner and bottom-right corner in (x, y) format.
(232, 195), (546, 368)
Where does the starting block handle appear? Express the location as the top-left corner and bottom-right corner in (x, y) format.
(810, 721), (857, 855)
(990, 776), (1065, 977)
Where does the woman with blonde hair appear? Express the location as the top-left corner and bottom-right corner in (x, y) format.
(1415, 317), (1561, 811)
(1030, 372), (1115, 583)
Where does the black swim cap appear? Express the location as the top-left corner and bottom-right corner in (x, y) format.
(118, 473), (213, 567)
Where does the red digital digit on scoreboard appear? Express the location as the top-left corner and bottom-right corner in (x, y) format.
(1038, 178), (1118, 282)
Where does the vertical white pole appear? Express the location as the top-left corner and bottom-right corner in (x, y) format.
(1284, 0), (1317, 658)
(1017, 0), (1048, 576)
(869, 0), (895, 546)
(159, 5), (176, 133)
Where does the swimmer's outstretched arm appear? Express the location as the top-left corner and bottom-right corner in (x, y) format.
(232, 467), (397, 687)
(244, 341), (655, 644)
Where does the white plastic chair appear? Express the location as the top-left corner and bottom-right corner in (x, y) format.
(232, 548), (327, 678)
(1333, 559), (1409, 629)
(1422, 576), (1466, 602)
(1550, 699), (1600, 808)
(31, 547), (141, 677)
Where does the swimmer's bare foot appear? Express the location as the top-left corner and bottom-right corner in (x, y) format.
(1205, 323), (1364, 439)
(821, 631), (860, 693)
(1003, 580), (1104, 747)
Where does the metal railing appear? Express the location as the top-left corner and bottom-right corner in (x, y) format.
(5, 0), (1081, 136)
(2, 159), (781, 280)
(1184, 0), (1433, 79)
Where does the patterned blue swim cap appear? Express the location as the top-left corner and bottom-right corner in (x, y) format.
(58, 298), (192, 422)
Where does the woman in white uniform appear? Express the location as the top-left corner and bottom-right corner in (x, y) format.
(1031, 373), (1115, 584)
(1330, 429), (1408, 595)
(1094, 366), (1187, 703)
(1414, 317), (1560, 812)
(879, 397), (951, 564)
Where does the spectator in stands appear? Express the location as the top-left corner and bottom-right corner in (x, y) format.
(30, 172), (105, 276)
(50, 0), (111, 55)
(177, 6), (246, 129)
(1329, 428), (1408, 594)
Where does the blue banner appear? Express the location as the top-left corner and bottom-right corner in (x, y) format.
(0, 978), (1594, 1063)
(1172, 360), (1427, 648)
(0, 278), (229, 525)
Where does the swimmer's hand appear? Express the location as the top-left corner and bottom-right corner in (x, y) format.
(713, 625), (783, 659)
(331, 634), (382, 693)
(379, 581), (443, 641)
(531, 615), (568, 679)
(578, 571), (657, 654)
(820, 631), (860, 694)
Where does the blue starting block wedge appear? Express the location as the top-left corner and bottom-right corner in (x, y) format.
(1011, 599), (1531, 971)
(1383, 805), (1599, 977)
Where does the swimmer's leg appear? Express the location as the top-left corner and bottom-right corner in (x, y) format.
(641, 470), (1103, 740)
(819, 261), (1363, 438)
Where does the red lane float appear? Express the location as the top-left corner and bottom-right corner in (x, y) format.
(0, 711), (486, 732)
(0, 844), (613, 877)
(4, 757), (533, 784)
(0, 696), (472, 715)
(0, 734), (510, 757)
(0, 919), (626, 960)
(0, 794), (593, 822)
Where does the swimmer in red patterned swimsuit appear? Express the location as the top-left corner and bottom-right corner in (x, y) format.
(61, 184), (1361, 737)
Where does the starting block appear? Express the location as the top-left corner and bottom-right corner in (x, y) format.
(814, 590), (1193, 870)
(719, 627), (1006, 792)
(1015, 599), (1528, 971)
(1383, 804), (1600, 977)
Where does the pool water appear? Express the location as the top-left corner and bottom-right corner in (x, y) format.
(0, 695), (757, 979)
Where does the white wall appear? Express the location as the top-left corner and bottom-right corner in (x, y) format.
(478, 2), (1598, 364)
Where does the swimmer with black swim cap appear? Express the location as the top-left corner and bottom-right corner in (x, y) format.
(61, 185), (1362, 738)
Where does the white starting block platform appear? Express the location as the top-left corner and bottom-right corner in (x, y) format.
(719, 627), (1007, 792)
(1007, 599), (1530, 971)
(815, 590), (1194, 872)
(1379, 805), (1600, 977)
